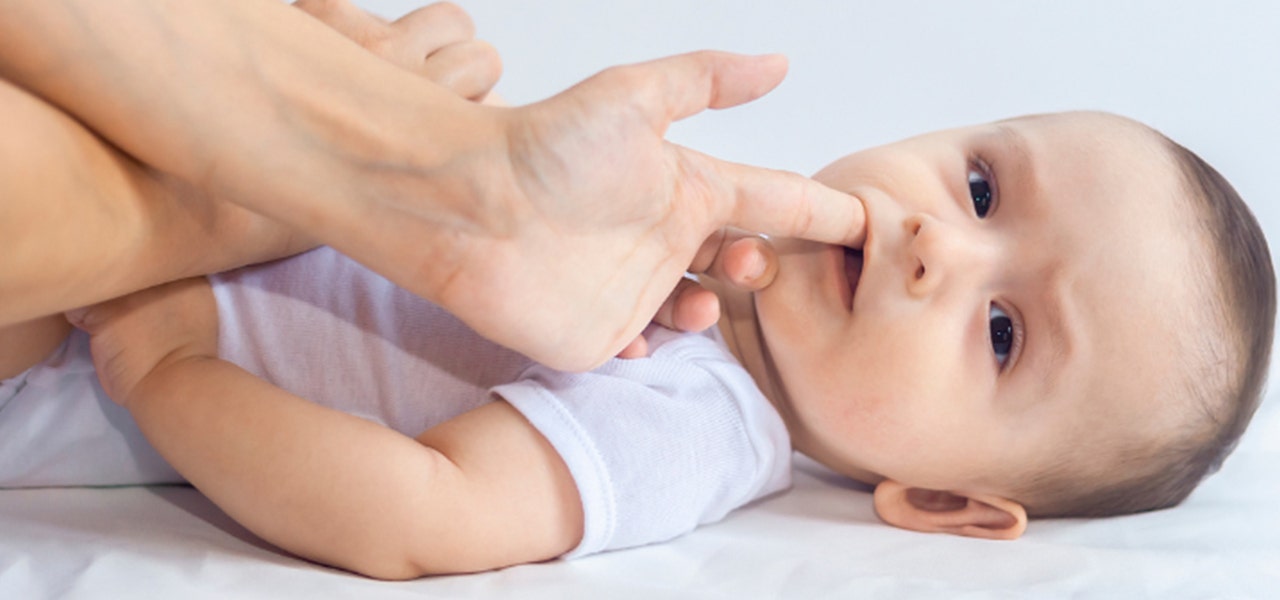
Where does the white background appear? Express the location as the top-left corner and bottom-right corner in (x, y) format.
(372, 0), (1280, 237)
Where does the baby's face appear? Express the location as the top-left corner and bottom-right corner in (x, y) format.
(754, 113), (1202, 496)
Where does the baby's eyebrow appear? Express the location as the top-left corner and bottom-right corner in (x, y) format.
(971, 123), (1043, 209)
(991, 124), (1038, 185)
(985, 123), (1073, 391)
(1034, 281), (1076, 393)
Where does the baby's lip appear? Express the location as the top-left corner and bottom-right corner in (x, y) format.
(838, 187), (870, 312)
(842, 246), (863, 312)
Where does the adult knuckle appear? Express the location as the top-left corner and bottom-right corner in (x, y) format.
(296, 0), (358, 24)
(361, 32), (398, 60)
(292, 0), (333, 17)
(427, 2), (475, 36)
(480, 40), (503, 75)
(467, 40), (503, 80)
(599, 63), (647, 90)
(791, 178), (816, 234)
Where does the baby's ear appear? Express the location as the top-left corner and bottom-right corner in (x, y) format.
(872, 479), (1027, 540)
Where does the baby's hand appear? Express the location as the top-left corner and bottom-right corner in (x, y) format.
(65, 278), (218, 407)
(293, 0), (501, 101)
(616, 232), (778, 358)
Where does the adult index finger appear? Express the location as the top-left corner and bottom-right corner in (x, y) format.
(711, 154), (867, 248)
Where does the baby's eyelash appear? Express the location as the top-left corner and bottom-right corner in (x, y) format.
(973, 151), (997, 178)
(970, 154), (999, 206)
(1005, 311), (1025, 373)
(993, 302), (1025, 374)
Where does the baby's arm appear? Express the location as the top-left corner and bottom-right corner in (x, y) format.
(69, 279), (582, 579)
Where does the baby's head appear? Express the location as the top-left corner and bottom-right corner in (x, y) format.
(733, 111), (1274, 538)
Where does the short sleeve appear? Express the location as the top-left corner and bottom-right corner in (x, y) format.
(495, 329), (791, 558)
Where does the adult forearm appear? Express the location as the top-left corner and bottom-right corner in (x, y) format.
(3, 1), (868, 371)
(0, 76), (312, 327)
(0, 0), (490, 240)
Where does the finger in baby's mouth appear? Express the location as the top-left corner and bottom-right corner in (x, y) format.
(843, 246), (864, 312)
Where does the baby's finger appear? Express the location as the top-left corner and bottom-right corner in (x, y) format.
(420, 40), (503, 101)
(392, 2), (476, 58)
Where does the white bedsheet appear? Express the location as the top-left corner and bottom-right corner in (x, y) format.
(3, 1), (1279, 597)
(2, 431), (1277, 598)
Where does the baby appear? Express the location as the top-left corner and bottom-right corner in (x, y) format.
(14, 110), (1264, 579)
(712, 111), (1275, 528)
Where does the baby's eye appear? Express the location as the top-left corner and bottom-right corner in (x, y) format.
(968, 167), (994, 218)
(989, 304), (1014, 367)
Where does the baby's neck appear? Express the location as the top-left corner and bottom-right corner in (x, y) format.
(709, 279), (883, 486)
(707, 280), (802, 439)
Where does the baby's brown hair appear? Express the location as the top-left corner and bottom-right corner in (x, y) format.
(1017, 120), (1275, 518)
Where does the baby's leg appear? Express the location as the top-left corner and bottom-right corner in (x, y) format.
(0, 317), (70, 381)
(0, 77), (313, 373)
(0, 1), (499, 376)
(0, 78), (112, 376)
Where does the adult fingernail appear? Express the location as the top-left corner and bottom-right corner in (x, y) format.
(744, 251), (767, 282)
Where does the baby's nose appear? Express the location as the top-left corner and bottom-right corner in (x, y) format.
(904, 213), (992, 297)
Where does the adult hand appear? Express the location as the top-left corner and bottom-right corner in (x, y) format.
(0, 1), (862, 372)
(0, 0), (500, 350)
(293, 0), (501, 101)
(616, 232), (778, 359)
(382, 51), (865, 371)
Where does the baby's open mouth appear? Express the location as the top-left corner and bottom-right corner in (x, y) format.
(843, 246), (863, 312)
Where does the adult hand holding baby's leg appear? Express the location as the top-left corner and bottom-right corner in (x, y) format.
(0, 0), (500, 334)
(65, 278), (218, 408)
(0, 1), (865, 372)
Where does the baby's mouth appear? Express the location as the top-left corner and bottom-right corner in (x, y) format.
(843, 246), (863, 312)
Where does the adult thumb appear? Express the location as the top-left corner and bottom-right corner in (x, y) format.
(589, 51), (789, 127)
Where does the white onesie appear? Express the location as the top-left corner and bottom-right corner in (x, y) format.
(0, 247), (792, 558)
